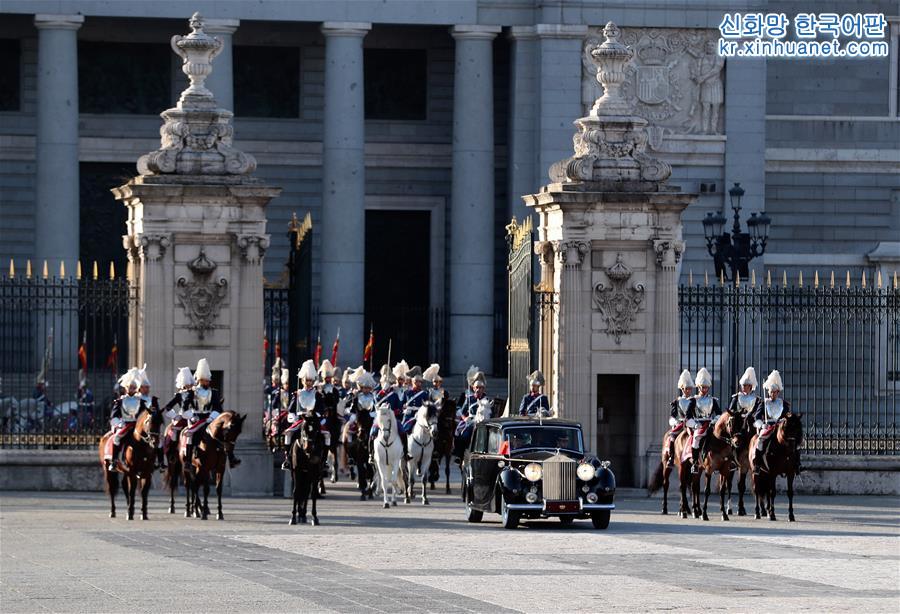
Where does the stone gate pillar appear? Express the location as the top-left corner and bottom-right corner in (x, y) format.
(113, 14), (281, 496)
(524, 23), (696, 486)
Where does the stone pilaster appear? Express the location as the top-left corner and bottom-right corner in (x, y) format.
(34, 14), (83, 269)
(554, 239), (590, 438)
(650, 238), (683, 457)
(449, 24), (500, 374)
(319, 21), (371, 362)
(507, 26), (539, 223)
(203, 18), (239, 113)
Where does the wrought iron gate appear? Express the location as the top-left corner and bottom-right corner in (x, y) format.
(506, 216), (533, 414)
(679, 273), (900, 455)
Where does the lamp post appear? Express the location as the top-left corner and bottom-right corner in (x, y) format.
(702, 183), (771, 281)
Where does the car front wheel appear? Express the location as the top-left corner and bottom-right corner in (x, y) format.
(501, 498), (519, 530)
(591, 510), (610, 530)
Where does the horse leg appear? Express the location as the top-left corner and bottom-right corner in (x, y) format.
(421, 450), (431, 505)
(289, 466), (298, 525)
(444, 453), (452, 494)
(310, 472), (320, 526)
(404, 455), (413, 504)
(738, 469), (748, 516)
(753, 473), (763, 519)
(719, 472), (729, 521)
(725, 469), (733, 515)
(167, 467), (176, 514)
(701, 471), (711, 521)
(107, 469), (119, 518)
(141, 476), (152, 520)
(330, 445), (338, 483)
(678, 465), (689, 519)
(201, 478), (209, 520)
(126, 475), (137, 521)
(216, 472), (224, 520)
(300, 472), (310, 524)
(661, 464), (670, 515)
(787, 471), (796, 522)
(768, 480), (777, 521)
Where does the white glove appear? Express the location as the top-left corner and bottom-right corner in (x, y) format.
(210, 411), (220, 420)
(754, 419), (764, 429)
(687, 419), (698, 429)
(110, 417), (123, 428)
(164, 409), (176, 420)
(323, 432), (331, 447)
(668, 417), (677, 427)
(284, 434), (291, 445)
(184, 409), (194, 421)
(287, 413), (297, 423)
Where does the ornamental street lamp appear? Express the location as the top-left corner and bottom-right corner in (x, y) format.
(702, 183), (771, 281)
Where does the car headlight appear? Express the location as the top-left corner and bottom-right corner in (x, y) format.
(525, 492), (539, 503)
(523, 463), (542, 482)
(577, 463), (596, 481)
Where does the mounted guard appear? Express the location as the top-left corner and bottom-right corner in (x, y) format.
(282, 360), (327, 470)
(105, 367), (143, 472)
(687, 367), (721, 473)
(401, 367), (430, 434)
(666, 369), (695, 468)
(518, 370), (551, 417)
(752, 370), (795, 475)
(136, 365), (162, 469)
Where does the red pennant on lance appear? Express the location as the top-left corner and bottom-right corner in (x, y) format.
(363, 324), (374, 362)
(106, 334), (118, 373)
(313, 333), (322, 369)
(77, 331), (88, 371)
(330, 328), (340, 367)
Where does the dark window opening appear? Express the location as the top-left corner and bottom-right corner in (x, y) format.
(233, 45), (300, 118)
(0, 39), (21, 111)
(78, 42), (171, 114)
(79, 162), (132, 274)
(364, 49), (427, 120)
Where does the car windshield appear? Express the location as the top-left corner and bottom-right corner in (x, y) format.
(504, 426), (583, 453)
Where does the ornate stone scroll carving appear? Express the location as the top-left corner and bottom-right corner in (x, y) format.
(582, 26), (724, 139)
(592, 253), (645, 344)
(653, 239), (685, 269)
(555, 240), (589, 268)
(138, 234), (172, 262)
(236, 234), (270, 265)
(137, 13), (256, 176)
(175, 248), (228, 339)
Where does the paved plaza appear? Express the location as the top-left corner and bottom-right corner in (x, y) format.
(1, 474), (898, 613)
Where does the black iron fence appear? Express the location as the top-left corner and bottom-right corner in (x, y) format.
(1, 266), (136, 448)
(679, 275), (900, 455)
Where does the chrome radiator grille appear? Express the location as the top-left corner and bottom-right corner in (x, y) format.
(543, 455), (576, 500)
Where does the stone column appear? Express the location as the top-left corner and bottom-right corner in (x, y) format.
(449, 24), (500, 374)
(507, 26), (539, 223)
(320, 22), (371, 362)
(203, 18), (239, 112)
(555, 240), (590, 435)
(34, 14), (84, 269)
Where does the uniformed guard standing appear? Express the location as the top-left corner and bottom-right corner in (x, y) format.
(518, 370), (551, 417)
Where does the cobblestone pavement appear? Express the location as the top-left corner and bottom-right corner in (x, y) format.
(1, 474), (898, 613)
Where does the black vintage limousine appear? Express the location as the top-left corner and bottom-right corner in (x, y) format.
(461, 417), (616, 529)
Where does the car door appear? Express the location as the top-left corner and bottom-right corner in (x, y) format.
(472, 425), (503, 508)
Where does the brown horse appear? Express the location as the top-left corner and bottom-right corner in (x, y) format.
(182, 411), (246, 520)
(648, 426), (692, 518)
(691, 412), (740, 521)
(97, 408), (163, 520)
(750, 412), (803, 521)
(162, 417), (187, 515)
(725, 410), (754, 517)
(428, 398), (457, 494)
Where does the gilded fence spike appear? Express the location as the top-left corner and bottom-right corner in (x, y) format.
(92, 261), (99, 280)
(846, 270), (851, 288)
(26, 260), (32, 279)
(894, 271), (898, 290)
(689, 270), (693, 286)
(751, 269), (757, 287)
(830, 270), (835, 288)
(704, 271), (709, 286)
(76, 261), (82, 280)
(814, 270), (819, 288)
(59, 261), (65, 278)
(109, 262), (116, 280)
(861, 271), (866, 288)
(877, 270), (882, 288)
(782, 270), (787, 287)
(735, 270), (740, 286)
(719, 269), (725, 286)
(8, 258), (13, 278)
(798, 270), (803, 287)
(42, 260), (48, 279)
(766, 270), (772, 287)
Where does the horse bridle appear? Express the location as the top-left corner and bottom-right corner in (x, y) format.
(140, 411), (160, 446)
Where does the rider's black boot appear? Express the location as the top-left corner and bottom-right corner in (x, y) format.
(690, 447), (700, 473)
(228, 451), (241, 468)
(666, 439), (676, 468)
(156, 447), (167, 470)
(281, 449), (291, 471)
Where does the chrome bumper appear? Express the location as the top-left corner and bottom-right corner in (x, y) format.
(505, 501), (616, 512)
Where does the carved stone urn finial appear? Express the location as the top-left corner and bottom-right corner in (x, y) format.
(589, 22), (635, 117)
(171, 12), (223, 105)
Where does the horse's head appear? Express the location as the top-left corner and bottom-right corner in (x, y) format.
(215, 411), (246, 457)
(474, 399), (492, 423)
(138, 408), (164, 448)
(723, 409), (746, 448)
(420, 402), (439, 436)
(778, 411), (803, 449)
(376, 403), (394, 432)
(300, 418), (324, 456)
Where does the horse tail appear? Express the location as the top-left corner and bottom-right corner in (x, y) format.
(647, 461), (665, 495)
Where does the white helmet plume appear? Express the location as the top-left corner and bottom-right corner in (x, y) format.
(738, 367), (758, 391)
(194, 358), (212, 381)
(298, 359), (317, 382)
(318, 359), (335, 377)
(677, 369), (693, 390)
(763, 370), (783, 392)
(175, 367), (195, 389)
(138, 363), (151, 388)
(694, 367), (712, 388)
(423, 363), (441, 383)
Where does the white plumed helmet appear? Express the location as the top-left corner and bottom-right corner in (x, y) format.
(392, 360), (410, 379)
(677, 369), (693, 390)
(318, 359), (335, 378)
(763, 370), (783, 392)
(281, 368), (290, 383)
(423, 363), (441, 383)
(738, 367), (758, 391)
(357, 371), (377, 389)
(175, 367), (195, 389)
(695, 367), (712, 388)
(194, 358), (212, 381)
(298, 359), (317, 383)
(118, 367), (142, 389)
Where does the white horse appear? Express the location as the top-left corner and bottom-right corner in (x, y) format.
(373, 403), (404, 509)
(406, 403), (439, 505)
(474, 398), (493, 424)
